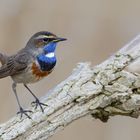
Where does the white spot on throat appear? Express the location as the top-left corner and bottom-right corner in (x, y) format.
(45, 52), (55, 58)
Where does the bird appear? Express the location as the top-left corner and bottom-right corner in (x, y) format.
(0, 31), (67, 119)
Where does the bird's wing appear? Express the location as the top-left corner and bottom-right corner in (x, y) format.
(0, 52), (30, 78)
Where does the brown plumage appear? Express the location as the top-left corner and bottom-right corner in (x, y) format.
(0, 51), (29, 79)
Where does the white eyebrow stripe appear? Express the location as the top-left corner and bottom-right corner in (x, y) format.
(45, 52), (55, 58)
(36, 35), (55, 39)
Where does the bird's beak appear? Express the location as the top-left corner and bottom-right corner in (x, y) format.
(53, 37), (67, 42)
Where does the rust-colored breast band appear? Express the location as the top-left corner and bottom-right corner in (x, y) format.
(31, 62), (51, 78)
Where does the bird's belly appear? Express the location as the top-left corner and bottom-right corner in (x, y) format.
(11, 63), (52, 84)
(12, 71), (39, 84)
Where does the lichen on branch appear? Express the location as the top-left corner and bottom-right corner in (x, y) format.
(1, 35), (140, 140)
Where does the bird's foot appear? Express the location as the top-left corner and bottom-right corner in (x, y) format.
(17, 107), (33, 119)
(31, 98), (48, 112)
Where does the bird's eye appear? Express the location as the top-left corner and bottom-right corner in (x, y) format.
(43, 38), (49, 42)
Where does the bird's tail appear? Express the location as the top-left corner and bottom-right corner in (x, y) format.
(0, 53), (9, 78)
(0, 53), (8, 65)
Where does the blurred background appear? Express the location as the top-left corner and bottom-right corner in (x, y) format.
(0, 0), (140, 140)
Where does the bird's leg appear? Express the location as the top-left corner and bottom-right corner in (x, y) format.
(24, 84), (48, 112)
(12, 83), (32, 119)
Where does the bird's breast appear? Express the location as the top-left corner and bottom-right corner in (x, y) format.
(11, 62), (53, 84)
(11, 53), (56, 84)
(31, 62), (52, 79)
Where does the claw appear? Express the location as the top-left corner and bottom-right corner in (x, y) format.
(17, 107), (33, 119)
(31, 99), (48, 112)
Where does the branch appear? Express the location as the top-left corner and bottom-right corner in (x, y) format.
(1, 35), (140, 140)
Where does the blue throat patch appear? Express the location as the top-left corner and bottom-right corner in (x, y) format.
(44, 42), (57, 53)
(37, 42), (57, 71)
(37, 54), (56, 71)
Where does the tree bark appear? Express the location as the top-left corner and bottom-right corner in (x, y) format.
(1, 35), (140, 140)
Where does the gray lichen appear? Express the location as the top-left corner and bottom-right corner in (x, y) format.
(1, 35), (140, 139)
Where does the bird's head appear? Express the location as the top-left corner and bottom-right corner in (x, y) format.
(26, 31), (67, 55)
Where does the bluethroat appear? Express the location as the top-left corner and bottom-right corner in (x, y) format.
(0, 31), (67, 119)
